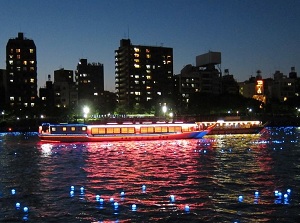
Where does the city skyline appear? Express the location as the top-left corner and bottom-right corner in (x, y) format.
(0, 0), (299, 92)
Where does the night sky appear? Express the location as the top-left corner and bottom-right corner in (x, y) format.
(0, 0), (299, 92)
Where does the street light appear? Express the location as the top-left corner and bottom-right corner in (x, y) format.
(162, 105), (167, 119)
(83, 106), (90, 123)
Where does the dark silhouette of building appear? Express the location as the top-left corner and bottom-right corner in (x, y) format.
(54, 68), (77, 108)
(5, 32), (37, 116)
(115, 39), (174, 113)
(39, 75), (55, 115)
(0, 69), (6, 111)
(75, 59), (104, 111)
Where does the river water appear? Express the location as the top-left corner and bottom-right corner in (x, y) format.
(0, 127), (300, 223)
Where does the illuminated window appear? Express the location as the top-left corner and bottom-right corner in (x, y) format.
(146, 86), (151, 89)
(9, 60), (13, 65)
(24, 103), (28, 107)
(71, 127), (76, 131)
(23, 61), (27, 65)
(82, 127), (87, 131)
(134, 64), (140, 68)
(135, 92), (141, 95)
(30, 61), (34, 64)
(135, 75), (139, 79)
(62, 127), (67, 131)
(157, 92), (161, 95)
(147, 97), (152, 101)
(31, 103), (34, 107)
(134, 59), (140, 63)
(42, 97), (46, 100)
(146, 65), (151, 69)
(134, 47), (140, 52)
(146, 54), (151, 58)
(10, 79), (13, 82)
(30, 78), (35, 83)
(146, 75), (151, 79)
(16, 49), (21, 53)
(30, 67), (34, 71)
(134, 53), (139, 57)
(146, 49), (150, 53)
(17, 55), (21, 59)
(288, 83), (292, 86)
(30, 49), (34, 53)
(51, 127), (56, 132)
(94, 92), (98, 96)
(135, 81), (139, 84)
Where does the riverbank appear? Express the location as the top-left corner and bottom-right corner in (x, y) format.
(0, 115), (299, 132)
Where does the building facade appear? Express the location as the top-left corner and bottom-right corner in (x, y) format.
(75, 59), (104, 112)
(5, 32), (37, 116)
(115, 39), (174, 114)
(54, 68), (77, 108)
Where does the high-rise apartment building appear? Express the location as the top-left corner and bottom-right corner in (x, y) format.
(115, 39), (174, 113)
(75, 59), (104, 109)
(5, 32), (37, 116)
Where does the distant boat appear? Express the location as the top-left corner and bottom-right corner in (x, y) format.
(38, 121), (216, 142)
(200, 120), (265, 135)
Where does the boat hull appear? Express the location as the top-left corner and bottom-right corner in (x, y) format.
(207, 126), (264, 135)
(39, 131), (209, 142)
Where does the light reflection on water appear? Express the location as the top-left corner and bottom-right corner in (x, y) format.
(0, 127), (300, 222)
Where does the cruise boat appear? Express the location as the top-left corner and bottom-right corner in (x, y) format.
(200, 120), (265, 135)
(38, 122), (216, 142)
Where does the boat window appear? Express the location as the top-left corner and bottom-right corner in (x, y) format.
(168, 126), (182, 132)
(140, 127), (147, 133)
(62, 127), (67, 131)
(91, 128), (98, 134)
(121, 127), (128, 133)
(113, 128), (120, 133)
(106, 128), (114, 134)
(155, 127), (162, 133)
(71, 127), (76, 131)
(128, 127), (135, 133)
(51, 127), (56, 132)
(168, 126), (175, 132)
(82, 127), (87, 131)
(147, 127), (154, 133)
(98, 128), (105, 134)
(161, 126), (168, 132)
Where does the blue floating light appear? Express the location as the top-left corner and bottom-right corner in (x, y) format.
(15, 202), (21, 209)
(170, 195), (175, 202)
(70, 190), (74, 197)
(23, 207), (29, 213)
(96, 195), (100, 201)
(11, 189), (16, 195)
(287, 189), (291, 194)
(70, 186), (75, 191)
(120, 191), (125, 196)
(114, 202), (119, 209)
(238, 195), (243, 203)
(142, 185), (146, 192)
(99, 198), (104, 204)
(110, 197), (114, 203)
(254, 191), (259, 197)
(131, 204), (137, 211)
(80, 187), (84, 194)
(184, 205), (190, 212)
